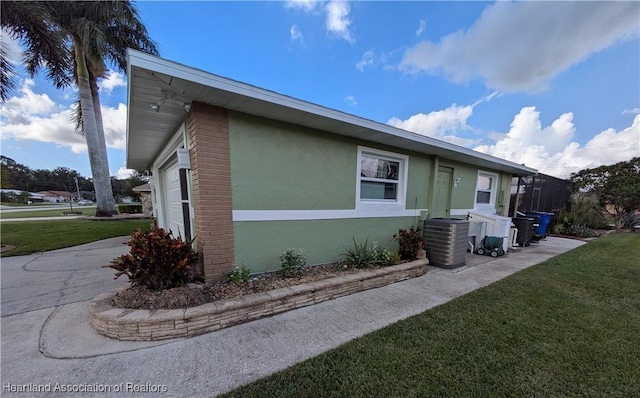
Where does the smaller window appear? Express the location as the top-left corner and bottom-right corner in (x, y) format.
(475, 171), (498, 208)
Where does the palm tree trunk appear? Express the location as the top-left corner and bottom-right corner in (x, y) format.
(90, 76), (117, 215)
(75, 45), (115, 217)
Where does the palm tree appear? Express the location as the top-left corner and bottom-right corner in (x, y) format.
(1, 1), (158, 216)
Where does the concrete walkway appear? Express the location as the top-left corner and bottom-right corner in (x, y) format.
(1, 237), (585, 397)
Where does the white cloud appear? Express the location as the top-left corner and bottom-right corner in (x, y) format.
(1, 80), (127, 154)
(474, 107), (640, 178)
(115, 166), (135, 179)
(356, 49), (401, 72)
(1, 29), (22, 65)
(344, 95), (357, 106)
(326, 1), (354, 43)
(285, 0), (355, 44)
(1, 79), (59, 117)
(622, 108), (640, 115)
(416, 19), (426, 37)
(285, 0), (318, 12)
(390, 98), (639, 178)
(399, 1), (640, 92)
(100, 103), (128, 150)
(356, 50), (375, 71)
(389, 103), (475, 142)
(290, 25), (304, 43)
(388, 92), (501, 145)
(99, 71), (126, 94)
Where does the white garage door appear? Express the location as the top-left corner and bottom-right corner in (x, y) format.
(162, 161), (185, 239)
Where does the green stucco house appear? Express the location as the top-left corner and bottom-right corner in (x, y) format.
(125, 50), (536, 283)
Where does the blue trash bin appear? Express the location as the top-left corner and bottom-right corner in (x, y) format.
(526, 211), (554, 237)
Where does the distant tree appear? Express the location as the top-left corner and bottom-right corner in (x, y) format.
(0, 155), (95, 194)
(1, 162), (12, 188)
(1, 156), (36, 191)
(111, 170), (148, 202)
(570, 157), (640, 229)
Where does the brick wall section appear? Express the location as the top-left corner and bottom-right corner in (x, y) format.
(187, 102), (235, 283)
(89, 260), (428, 341)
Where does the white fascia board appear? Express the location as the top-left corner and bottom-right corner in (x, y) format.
(125, 52), (135, 168)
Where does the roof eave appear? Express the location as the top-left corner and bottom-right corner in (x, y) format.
(125, 49), (537, 176)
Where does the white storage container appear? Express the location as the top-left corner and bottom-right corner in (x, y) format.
(468, 211), (512, 252)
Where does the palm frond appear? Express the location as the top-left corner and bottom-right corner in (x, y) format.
(1, 0), (73, 89)
(72, 96), (84, 136)
(0, 42), (17, 102)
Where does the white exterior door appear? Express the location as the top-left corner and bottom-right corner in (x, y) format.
(162, 160), (185, 239)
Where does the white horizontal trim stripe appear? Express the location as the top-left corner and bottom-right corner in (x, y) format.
(233, 209), (427, 222)
(450, 209), (473, 216)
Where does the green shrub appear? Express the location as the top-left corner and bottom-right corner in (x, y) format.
(107, 228), (198, 291)
(393, 226), (424, 260)
(117, 204), (142, 214)
(280, 248), (307, 278)
(227, 261), (251, 285)
(569, 194), (607, 229)
(552, 208), (597, 238)
(371, 241), (399, 267)
(565, 224), (596, 238)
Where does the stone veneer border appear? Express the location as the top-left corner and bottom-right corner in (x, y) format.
(89, 259), (428, 341)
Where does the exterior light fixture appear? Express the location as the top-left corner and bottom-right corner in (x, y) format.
(149, 92), (191, 113)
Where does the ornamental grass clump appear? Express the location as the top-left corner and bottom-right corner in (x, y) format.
(342, 239), (399, 268)
(341, 238), (377, 268)
(107, 228), (198, 291)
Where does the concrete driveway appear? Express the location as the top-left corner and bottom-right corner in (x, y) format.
(1, 236), (585, 397)
(1, 237), (130, 316)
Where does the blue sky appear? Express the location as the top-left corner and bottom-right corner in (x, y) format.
(1, 1), (639, 180)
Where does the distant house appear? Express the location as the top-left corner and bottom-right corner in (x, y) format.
(1, 189), (45, 202)
(132, 183), (152, 216)
(36, 190), (77, 203)
(0, 189), (24, 196)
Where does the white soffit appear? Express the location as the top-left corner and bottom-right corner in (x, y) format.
(126, 49), (537, 176)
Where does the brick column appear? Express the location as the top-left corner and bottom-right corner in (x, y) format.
(187, 102), (234, 283)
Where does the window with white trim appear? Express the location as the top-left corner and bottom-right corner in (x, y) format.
(475, 171), (498, 209)
(356, 147), (407, 209)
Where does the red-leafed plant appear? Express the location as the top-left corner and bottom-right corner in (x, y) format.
(392, 226), (424, 260)
(107, 228), (198, 291)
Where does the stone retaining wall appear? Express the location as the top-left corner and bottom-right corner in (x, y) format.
(89, 259), (428, 341)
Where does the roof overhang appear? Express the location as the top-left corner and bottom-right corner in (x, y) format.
(126, 49), (537, 176)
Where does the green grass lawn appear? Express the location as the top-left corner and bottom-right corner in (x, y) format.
(0, 208), (96, 219)
(1, 219), (152, 256)
(1, 202), (62, 207)
(222, 233), (640, 398)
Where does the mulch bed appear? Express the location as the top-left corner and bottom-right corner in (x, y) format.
(112, 263), (396, 310)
